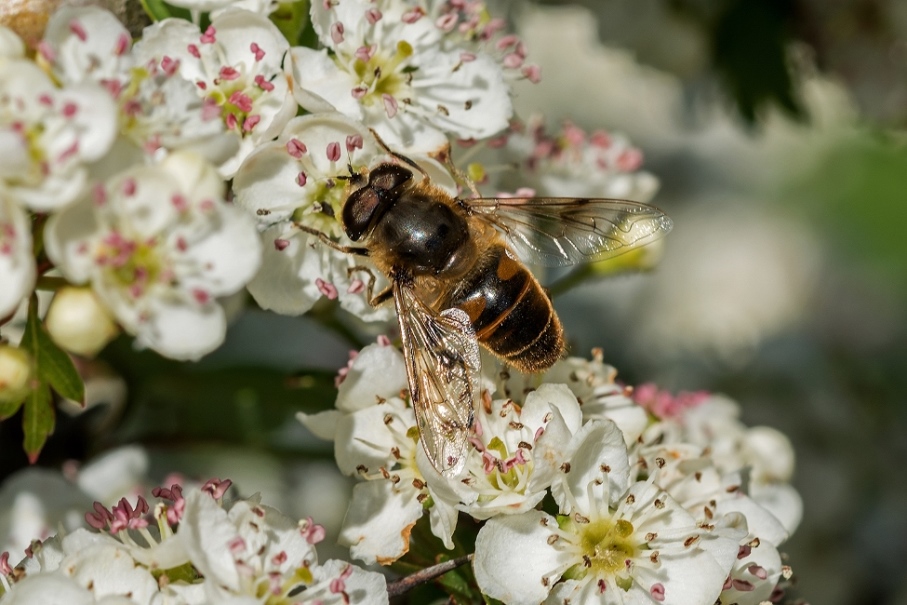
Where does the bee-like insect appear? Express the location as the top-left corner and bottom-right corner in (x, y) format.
(303, 140), (672, 475)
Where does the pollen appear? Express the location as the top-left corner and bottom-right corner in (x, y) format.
(577, 518), (639, 576)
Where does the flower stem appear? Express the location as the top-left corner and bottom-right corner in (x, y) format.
(386, 554), (474, 598)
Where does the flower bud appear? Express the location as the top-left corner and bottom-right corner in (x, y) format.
(0, 345), (32, 405)
(45, 287), (119, 357)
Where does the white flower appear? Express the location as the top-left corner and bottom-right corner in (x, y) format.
(533, 349), (648, 446)
(179, 489), (387, 604)
(4, 529), (160, 604)
(636, 387), (803, 536)
(234, 113), (395, 321)
(419, 384), (583, 523)
(502, 117), (660, 201)
(164, 0), (303, 19)
(0, 58), (117, 212)
(134, 9), (296, 176)
(40, 6), (238, 169)
(39, 6), (133, 86)
(289, 0), (512, 150)
(44, 151), (262, 360)
(0, 189), (34, 318)
(298, 341), (458, 564)
(474, 420), (744, 605)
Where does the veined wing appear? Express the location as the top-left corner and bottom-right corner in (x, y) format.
(394, 280), (480, 476)
(467, 197), (673, 267)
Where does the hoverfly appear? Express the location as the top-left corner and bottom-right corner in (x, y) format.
(301, 135), (672, 475)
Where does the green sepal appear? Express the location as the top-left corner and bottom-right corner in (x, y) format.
(270, 0), (310, 46)
(23, 382), (54, 464)
(21, 297), (85, 405)
(140, 0), (194, 23)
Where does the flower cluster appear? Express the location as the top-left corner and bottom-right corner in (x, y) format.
(0, 0), (558, 360)
(0, 478), (387, 605)
(302, 343), (801, 605)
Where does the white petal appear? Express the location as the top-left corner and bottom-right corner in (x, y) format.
(246, 228), (320, 315)
(288, 47), (362, 117)
(43, 196), (100, 285)
(61, 542), (159, 604)
(410, 49), (512, 140)
(474, 511), (570, 605)
(174, 204), (262, 297)
(210, 9), (288, 73)
(178, 490), (241, 591)
(160, 151), (224, 204)
(42, 6), (131, 84)
(333, 400), (413, 475)
(76, 446), (148, 503)
(552, 420), (630, 514)
(0, 573), (94, 605)
(339, 480), (423, 565)
(335, 343), (408, 413)
(749, 482), (803, 538)
(297, 409), (342, 441)
(522, 383), (583, 435)
(316, 559), (389, 605)
(0, 193), (35, 317)
(138, 297), (226, 360)
(0, 26), (24, 58)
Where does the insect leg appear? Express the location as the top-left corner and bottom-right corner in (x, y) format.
(294, 222), (369, 256)
(439, 149), (481, 199)
(368, 128), (430, 180)
(369, 285), (394, 307)
(346, 265), (379, 302)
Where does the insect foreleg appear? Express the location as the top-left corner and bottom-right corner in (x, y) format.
(368, 128), (430, 180)
(368, 285), (394, 307)
(294, 222), (369, 256)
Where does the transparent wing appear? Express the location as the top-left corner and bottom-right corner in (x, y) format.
(394, 280), (480, 476)
(467, 197), (673, 267)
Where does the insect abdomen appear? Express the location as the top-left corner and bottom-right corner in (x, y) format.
(447, 244), (564, 373)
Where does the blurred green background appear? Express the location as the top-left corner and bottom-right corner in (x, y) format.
(2, 1), (907, 603)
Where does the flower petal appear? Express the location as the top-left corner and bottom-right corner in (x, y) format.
(339, 480), (423, 565)
(474, 511), (571, 605)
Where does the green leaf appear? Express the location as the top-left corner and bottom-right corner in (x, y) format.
(140, 0), (193, 22)
(20, 297), (85, 405)
(437, 567), (476, 604)
(711, 0), (804, 124)
(270, 0), (310, 46)
(23, 383), (54, 463)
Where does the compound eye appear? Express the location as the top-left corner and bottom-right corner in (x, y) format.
(342, 187), (381, 241)
(369, 163), (413, 192)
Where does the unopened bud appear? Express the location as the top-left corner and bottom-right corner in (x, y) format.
(45, 287), (119, 357)
(0, 345), (32, 405)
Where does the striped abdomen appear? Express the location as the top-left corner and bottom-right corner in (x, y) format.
(445, 243), (564, 373)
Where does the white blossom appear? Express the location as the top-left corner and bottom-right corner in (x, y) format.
(0, 57), (117, 212)
(298, 341), (458, 564)
(179, 488), (387, 604)
(501, 117), (660, 201)
(419, 384), (583, 523)
(635, 386), (803, 535)
(40, 6), (238, 169)
(234, 113), (395, 321)
(289, 0), (512, 151)
(474, 420), (744, 605)
(44, 152), (261, 360)
(134, 9), (296, 176)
